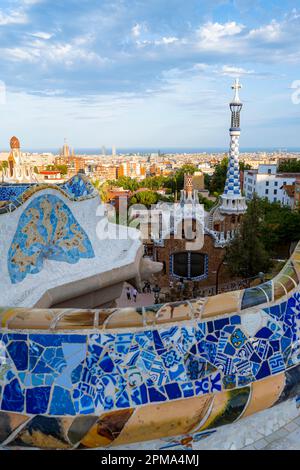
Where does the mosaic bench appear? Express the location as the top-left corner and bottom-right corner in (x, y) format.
(0, 243), (300, 449)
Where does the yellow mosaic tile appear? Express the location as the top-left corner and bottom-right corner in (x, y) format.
(202, 290), (241, 319)
(241, 373), (285, 419)
(112, 395), (213, 446)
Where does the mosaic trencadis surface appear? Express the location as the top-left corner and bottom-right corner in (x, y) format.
(1, 245), (300, 448)
(8, 194), (95, 284)
(0, 174), (96, 214)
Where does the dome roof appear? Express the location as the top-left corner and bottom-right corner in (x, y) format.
(10, 136), (20, 149)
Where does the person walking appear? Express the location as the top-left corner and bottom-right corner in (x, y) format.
(126, 286), (131, 301)
(132, 287), (138, 303)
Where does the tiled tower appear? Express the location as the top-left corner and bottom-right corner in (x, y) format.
(219, 78), (247, 215)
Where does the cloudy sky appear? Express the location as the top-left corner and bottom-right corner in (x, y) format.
(0, 0), (300, 150)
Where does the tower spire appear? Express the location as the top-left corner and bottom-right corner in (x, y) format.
(219, 79), (247, 214)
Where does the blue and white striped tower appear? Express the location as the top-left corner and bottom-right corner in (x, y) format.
(219, 78), (247, 214)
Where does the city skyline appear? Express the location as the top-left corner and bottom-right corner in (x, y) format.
(0, 0), (300, 148)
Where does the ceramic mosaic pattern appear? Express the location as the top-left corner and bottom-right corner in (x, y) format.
(0, 184), (31, 202)
(0, 174), (96, 214)
(61, 175), (94, 199)
(224, 134), (241, 196)
(0, 290), (300, 416)
(8, 194), (95, 284)
(0, 246), (300, 448)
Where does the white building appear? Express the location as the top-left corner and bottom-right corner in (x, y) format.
(244, 164), (299, 205)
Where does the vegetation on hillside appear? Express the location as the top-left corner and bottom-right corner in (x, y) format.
(225, 195), (271, 278)
(225, 195), (300, 277)
(278, 159), (300, 173)
(45, 164), (68, 175)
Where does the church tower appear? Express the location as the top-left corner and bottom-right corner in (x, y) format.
(219, 78), (247, 215)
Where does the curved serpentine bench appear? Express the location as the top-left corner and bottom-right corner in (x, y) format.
(1, 243), (300, 449)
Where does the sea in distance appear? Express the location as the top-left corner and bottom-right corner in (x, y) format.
(22, 147), (300, 155)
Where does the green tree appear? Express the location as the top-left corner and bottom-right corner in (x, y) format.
(278, 159), (300, 173)
(204, 173), (211, 190)
(198, 194), (215, 211)
(56, 164), (68, 175)
(225, 195), (271, 278)
(259, 198), (300, 254)
(209, 158), (229, 194)
(130, 190), (159, 207)
(93, 180), (111, 203)
(112, 176), (140, 192)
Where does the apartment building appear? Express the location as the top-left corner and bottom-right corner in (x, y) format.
(244, 164), (300, 205)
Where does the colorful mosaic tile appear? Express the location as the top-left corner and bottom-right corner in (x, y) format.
(0, 174), (97, 214)
(8, 194), (95, 284)
(1, 290), (300, 418)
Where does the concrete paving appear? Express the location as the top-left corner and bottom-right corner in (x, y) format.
(116, 282), (155, 308)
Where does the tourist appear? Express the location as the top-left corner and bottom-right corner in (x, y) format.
(126, 287), (131, 301)
(153, 284), (161, 304)
(132, 287), (138, 302)
(143, 281), (150, 293)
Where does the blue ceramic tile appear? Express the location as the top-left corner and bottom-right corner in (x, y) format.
(165, 383), (182, 399)
(26, 386), (51, 414)
(1, 378), (24, 412)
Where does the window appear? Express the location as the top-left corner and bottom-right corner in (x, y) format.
(274, 197), (277, 202)
(171, 252), (208, 281)
(266, 181), (269, 187)
(265, 189), (269, 195)
(268, 169), (271, 174)
(275, 181), (278, 187)
(274, 189), (277, 195)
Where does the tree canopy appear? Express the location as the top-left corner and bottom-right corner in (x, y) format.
(46, 164), (68, 175)
(278, 159), (300, 173)
(130, 190), (160, 207)
(225, 195), (300, 277)
(225, 195), (271, 278)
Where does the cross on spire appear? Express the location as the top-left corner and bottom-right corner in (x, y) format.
(231, 78), (242, 104)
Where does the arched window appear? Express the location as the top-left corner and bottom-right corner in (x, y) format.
(170, 252), (208, 281)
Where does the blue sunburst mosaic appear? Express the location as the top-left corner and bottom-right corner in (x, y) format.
(8, 194), (95, 284)
(0, 293), (300, 416)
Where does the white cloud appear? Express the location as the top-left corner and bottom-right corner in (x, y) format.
(248, 20), (282, 42)
(221, 65), (255, 77)
(3, 47), (36, 62)
(2, 38), (109, 67)
(132, 23), (142, 37)
(197, 21), (244, 43)
(136, 36), (179, 47)
(0, 9), (27, 25)
(30, 32), (53, 40)
(156, 36), (178, 45)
